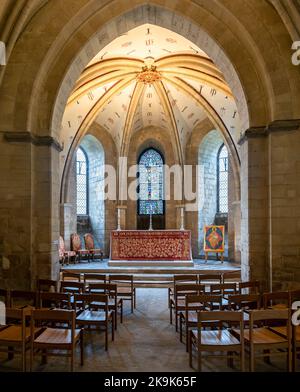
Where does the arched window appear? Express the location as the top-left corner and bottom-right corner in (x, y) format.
(217, 144), (228, 213)
(138, 148), (164, 215)
(76, 147), (88, 215)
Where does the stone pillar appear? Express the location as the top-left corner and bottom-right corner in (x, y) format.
(239, 128), (269, 287)
(267, 120), (300, 290)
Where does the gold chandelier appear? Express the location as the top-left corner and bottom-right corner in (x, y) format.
(136, 65), (161, 85)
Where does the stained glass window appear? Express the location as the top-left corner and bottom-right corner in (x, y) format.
(138, 148), (164, 215)
(76, 147), (88, 215)
(217, 144), (228, 213)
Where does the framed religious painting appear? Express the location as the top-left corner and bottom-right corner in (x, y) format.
(204, 225), (225, 263)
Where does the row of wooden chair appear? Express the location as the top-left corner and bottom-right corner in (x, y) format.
(59, 233), (103, 265)
(0, 292), (116, 372)
(187, 309), (296, 372)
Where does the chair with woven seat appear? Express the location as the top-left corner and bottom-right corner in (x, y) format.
(0, 307), (36, 371)
(233, 309), (292, 372)
(168, 275), (198, 310)
(71, 233), (90, 263)
(59, 236), (78, 265)
(170, 284), (205, 331)
(30, 309), (84, 372)
(179, 294), (223, 351)
(84, 233), (103, 262)
(74, 293), (114, 351)
(109, 275), (135, 313)
(188, 310), (245, 372)
(88, 283), (123, 329)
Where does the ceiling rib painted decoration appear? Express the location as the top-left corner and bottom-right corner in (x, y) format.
(61, 24), (241, 170)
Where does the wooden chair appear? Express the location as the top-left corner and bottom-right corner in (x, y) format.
(30, 309), (84, 372)
(228, 294), (261, 311)
(233, 309), (292, 372)
(74, 293), (114, 351)
(0, 307), (36, 371)
(39, 292), (72, 310)
(263, 291), (290, 310)
(71, 233), (90, 262)
(179, 294), (223, 350)
(168, 275), (198, 310)
(239, 281), (261, 295)
(170, 284), (205, 331)
(209, 283), (237, 309)
(84, 233), (103, 261)
(109, 275), (135, 313)
(88, 283), (123, 329)
(0, 288), (10, 307)
(188, 310), (245, 372)
(36, 279), (58, 293)
(9, 290), (38, 308)
(59, 236), (78, 265)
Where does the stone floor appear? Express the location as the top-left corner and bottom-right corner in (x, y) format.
(0, 288), (295, 372)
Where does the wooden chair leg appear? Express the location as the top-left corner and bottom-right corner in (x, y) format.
(179, 315), (183, 343)
(112, 316), (115, 341)
(120, 300), (123, 324)
(188, 331), (193, 368)
(80, 330), (84, 366)
(131, 296), (134, 313)
(175, 311), (178, 332)
(170, 304), (173, 324)
(134, 289), (136, 309)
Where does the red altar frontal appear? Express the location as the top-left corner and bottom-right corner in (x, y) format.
(110, 230), (192, 261)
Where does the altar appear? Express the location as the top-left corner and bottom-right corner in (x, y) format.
(109, 230), (193, 266)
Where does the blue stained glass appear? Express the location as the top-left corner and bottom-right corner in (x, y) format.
(138, 149), (164, 215)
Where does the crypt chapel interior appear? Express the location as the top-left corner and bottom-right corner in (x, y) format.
(0, 0), (300, 373)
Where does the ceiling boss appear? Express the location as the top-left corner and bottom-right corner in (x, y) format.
(136, 58), (161, 85)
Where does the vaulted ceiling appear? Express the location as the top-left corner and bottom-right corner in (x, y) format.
(62, 24), (242, 163)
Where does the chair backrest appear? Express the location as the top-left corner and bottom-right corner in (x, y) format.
(84, 233), (95, 250)
(262, 291), (290, 309)
(222, 271), (241, 283)
(198, 274), (222, 284)
(59, 236), (65, 257)
(186, 294), (223, 311)
(10, 290), (38, 308)
(62, 271), (81, 282)
(88, 283), (117, 295)
(109, 275), (133, 290)
(73, 293), (108, 310)
(31, 309), (76, 337)
(173, 275), (198, 284)
(239, 281), (260, 295)
(175, 284), (205, 300)
(228, 294), (261, 310)
(60, 281), (85, 294)
(39, 292), (71, 309)
(84, 274), (106, 284)
(210, 283), (237, 295)
(37, 279), (58, 293)
(71, 233), (82, 252)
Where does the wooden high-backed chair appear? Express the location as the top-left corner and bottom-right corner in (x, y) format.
(84, 233), (103, 261)
(30, 309), (84, 372)
(189, 310), (245, 372)
(59, 236), (78, 265)
(71, 233), (90, 262)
